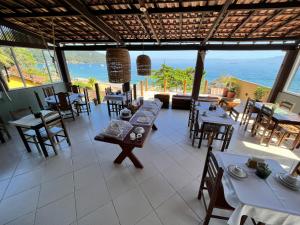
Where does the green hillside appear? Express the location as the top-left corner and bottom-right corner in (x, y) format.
(64, 51), (106, 64)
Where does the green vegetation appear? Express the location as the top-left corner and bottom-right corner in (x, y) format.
(254, 86), (269, 101)
(150, 64), (206, 92)
(73, 77), (97, 90)
(65, 51), (106, 64)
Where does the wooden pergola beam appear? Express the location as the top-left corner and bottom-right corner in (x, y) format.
(139, 0), (160, 44)
(60, 43), (297, 51)
(192, 50), (206, 100)
(202, 0), (232, 45)
(196, 12), (205, 37)
(230, 10), (255, 37)
(157, 14), (166, 39)
(247, 10), (284, 37)
(63, 0), (122, 43)
(135, 15), (151, 39)
(1, 2), (299, 18)
(264, 14), (300, 37)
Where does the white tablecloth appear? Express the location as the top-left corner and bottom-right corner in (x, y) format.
(214, 152), (300, 225)
(103, 94), (126, 102)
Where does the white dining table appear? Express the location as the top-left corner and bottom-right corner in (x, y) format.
(214, 151), (300, 225)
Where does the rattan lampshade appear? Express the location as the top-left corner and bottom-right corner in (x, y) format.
(106, 48), (131, 83)
(136, 54), (151, 76)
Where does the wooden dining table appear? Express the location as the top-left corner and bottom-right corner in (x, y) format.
(253, 102), (300, 148)
(45, 92), (83, 105)
(196, 102), (235, 151)
(9, 110), (61, 157)
(94, 101), (162, 169)
(215, 151), (300, 225)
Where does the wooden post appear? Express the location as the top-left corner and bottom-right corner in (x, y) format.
(54, 47), (71, 84)
(140, 81), (144, 97)
(164, 79), (167, 92)
(183, 80), (187, 95)
(133, 84), (137, 100)
(145, 78), (148, 91)
(95, 83), (101, 104)
(192, 50), (206, 100)
(204, 80), (208, 94)
(268, 49), (299, 103)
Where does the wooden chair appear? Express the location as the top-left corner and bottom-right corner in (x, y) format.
(188, 99), (197, 127)
(55, 92), (76, 120)
(276, 124), (300, 150)
(252, 105), (277, 144)
(279, 101), (294, 111)
(39, 110), (71, 155)
(75, 88), (91, 116)
(240, 98), (258, 131)
(229, 108), (239, 122)
(34, 91), (52, 110)
(291, 161), (300, 176)
(0, 117), (11, 143)
(71, 85), (81, 94)
(10, 107), (41, 152)
(198, 150), (234, 225)
(42, 86), (55, 98)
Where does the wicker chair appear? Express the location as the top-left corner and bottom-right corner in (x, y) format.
(42, 86), (55, 98)
(74, 88), (91, 116)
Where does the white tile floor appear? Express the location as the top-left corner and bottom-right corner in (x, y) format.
(0, 104), (299, 225)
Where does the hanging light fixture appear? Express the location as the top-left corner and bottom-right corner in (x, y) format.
(106, 48), (131, 83)
(136, 54), (151, 76)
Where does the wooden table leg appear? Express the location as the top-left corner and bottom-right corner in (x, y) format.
(152, 123), (158, 131)
(266, 122), (278, 147)
(114, 145), (143, 169)
(107, 100), (111, 117)
(198, 123), (205, 149)
(35, 129), (48, 157)
(0, 131), (5, 143)
(16, 126), (31, 152)
(291, 132), (300, 150)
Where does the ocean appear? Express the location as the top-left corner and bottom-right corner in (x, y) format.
(66, 56), (299, 91)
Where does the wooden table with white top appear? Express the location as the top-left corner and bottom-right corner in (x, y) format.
(9, 110), (61, 157)
(215, 151), (300, 225)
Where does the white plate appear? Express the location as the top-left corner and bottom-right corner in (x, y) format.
(276, 173), (300, 191)
(134, 127), (145, 134)
(137, 116), (150, 123)
(227, 165), (248, 179)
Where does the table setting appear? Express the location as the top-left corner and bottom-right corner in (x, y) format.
(214, 152), (300, 225)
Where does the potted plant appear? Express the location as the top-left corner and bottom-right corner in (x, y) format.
(227, 86), (237, 98)
(222, 83), (229, 97)
(254, 86), (269, 101)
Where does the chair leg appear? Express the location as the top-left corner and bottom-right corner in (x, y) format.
(33, 137), (42, 153)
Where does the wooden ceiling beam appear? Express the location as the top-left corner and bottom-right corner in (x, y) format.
(196, 12), (205, 37)
(60, 43), (297, 51)
(202, 0), (233, 45)
(230, 10), (255, 37)
(135, 15), (151, 39)
(247, 10), (284, 37)
(63, 0), (122, 43)
(139, 0), (160, 44)
(1, 2), (299, 18)
(264, 14), (300, 37)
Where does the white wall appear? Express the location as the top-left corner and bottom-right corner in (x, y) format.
(276, 92), (300, 113)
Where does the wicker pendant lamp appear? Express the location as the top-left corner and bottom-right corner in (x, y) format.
(136, 54), (151, 76)
(106, 48), (131, 83)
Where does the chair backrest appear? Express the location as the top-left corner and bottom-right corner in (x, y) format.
(279, 101), (294, 111)
(10, 107), (33, 120)
(56, 92), (72, 111)
(292, 162), (300, 176)
(83, 88), (90, 103)
(40, 111), (63, 138)
(259, 105), (274, 124)
(42, 86), (55, 98)
(71, 85), (80, 94)
(34, 91), (44, 110)
(201, 149), (223, 195)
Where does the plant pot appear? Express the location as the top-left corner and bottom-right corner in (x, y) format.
(227, 91), (236, 98)
(222, 87), (229, 97)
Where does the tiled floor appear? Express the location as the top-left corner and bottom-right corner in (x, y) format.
(0, 104), (299, 225)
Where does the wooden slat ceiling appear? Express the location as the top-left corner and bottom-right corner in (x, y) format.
(0, 0), (299, 45)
